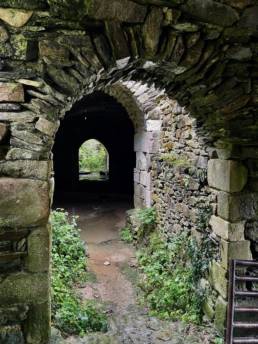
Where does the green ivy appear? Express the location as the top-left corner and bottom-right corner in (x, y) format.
(51, 210), (107, 336)
(120, 227), (134, 243)
(136, 207), (156, 226)
(137, 230), (215, 324)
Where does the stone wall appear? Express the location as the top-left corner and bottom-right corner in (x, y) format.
(0, 0), (257, 342)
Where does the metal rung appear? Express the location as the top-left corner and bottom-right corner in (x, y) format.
(233, 322), (258, 329)
(235, 260), (258, 267)
(235, 307), (258, 313)
(236, 276), (258, 283)
(233, 338), (258, 343)
(235, 291), (258, 297)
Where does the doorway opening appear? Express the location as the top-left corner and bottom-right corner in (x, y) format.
(53, 91), (135, 204)
(79, 139), (109, 182)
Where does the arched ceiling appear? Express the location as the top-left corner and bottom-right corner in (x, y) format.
(0, 0), (257, 144)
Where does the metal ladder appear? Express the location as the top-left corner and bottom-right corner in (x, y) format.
(226, 260), (258, 344)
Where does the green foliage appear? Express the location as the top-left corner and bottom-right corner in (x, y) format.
(51, 210), (107, 336)
(51, 210), (87, 286)
(55, 297), (107, 336)
(135, 207), (157, 242)
(214, 337), (223, 344)
(79, 139), (107, 173)
(137, 230), (214, 324)
(136, 207), (156, 226)
(120, 227), (134, 243)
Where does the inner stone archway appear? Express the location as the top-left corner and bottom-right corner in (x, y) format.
(53, 91), (136, 202)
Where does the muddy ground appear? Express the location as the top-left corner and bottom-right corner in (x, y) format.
(52, 201), (219, 344)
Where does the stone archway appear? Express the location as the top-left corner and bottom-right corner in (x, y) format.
(0, 1), (257, 342)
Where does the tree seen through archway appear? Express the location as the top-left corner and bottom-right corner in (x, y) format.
(79, 139), (109, 181)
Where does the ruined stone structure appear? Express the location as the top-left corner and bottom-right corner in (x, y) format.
(0, 0), (257, 342)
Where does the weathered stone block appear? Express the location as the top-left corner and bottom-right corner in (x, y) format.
(0, 178), (50, 227)
(220, 239), (252, 269)
(209, 261), (228, 299)
(6, 148), (42, 161)
(134, 195), (144, 208)
(145, 190), (152, 207)
(218, 191), (258, 221)
(209, 215), (245, 241)
(39, 40), (70, 65)
(146, 120), (162, 132)
(238, 6), (258, 30)
(35, 118), (59, 137)
(224, 0), (252, 9)
(208, 159), (248, 192)
(140, 171), (152, 189)
(217, 192), (241, 222)
(136, 152), (151, 171)
(134, 169), (140, 183)
(88, 0), (147, 22)
(25, 226), (50, 273)
(105, 21), (130, 59)
(0, 83), (24, 102)
(203, 293), (215, 320)
(0, 123), (8, 142)
(0, 161), (51, 180)
(0, 111), (35, 122)
(183, 0), (239, 27)
(214, 296), (227, 335)
(11, 128), (44, 145)
(24, 301), (51, 344)
(0, 272), (49, 304)
(134, 132), (160, 153)
(143, 7), (163, 56)
(0, 8), (33, 27)
(226, 46), (252, 61)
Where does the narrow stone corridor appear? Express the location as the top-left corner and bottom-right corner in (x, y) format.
(51, 202), (218, 344)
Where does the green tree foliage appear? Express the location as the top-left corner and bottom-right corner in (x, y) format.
(51, 210), (107, 336)
(79, 139), (108, 173)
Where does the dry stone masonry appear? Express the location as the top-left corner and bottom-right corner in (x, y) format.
(0, 0), (257, 342)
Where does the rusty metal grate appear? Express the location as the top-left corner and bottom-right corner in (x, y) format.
(226, 259), (258, 344)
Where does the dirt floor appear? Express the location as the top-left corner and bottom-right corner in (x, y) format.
(74, 201), (137, 313)
(53, 201), (220, 344)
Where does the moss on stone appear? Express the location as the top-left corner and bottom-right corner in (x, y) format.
(161, 152), (192, 168)
(0, 0), (47, 10)
(24, 302), (51, 344)
(47, 0), (92, 21)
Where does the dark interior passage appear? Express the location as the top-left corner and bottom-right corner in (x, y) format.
(53, 92), (135, 202)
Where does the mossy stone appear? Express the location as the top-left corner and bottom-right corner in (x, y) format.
(214, 296), (227, 335)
